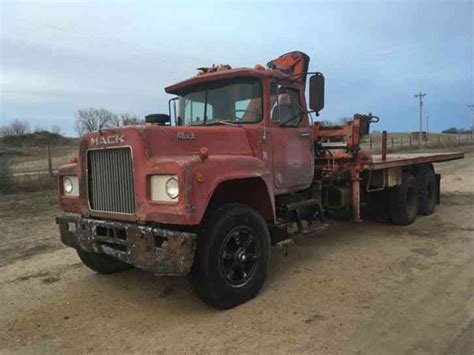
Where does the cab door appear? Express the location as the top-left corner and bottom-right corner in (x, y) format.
(269, 83), (314, 190)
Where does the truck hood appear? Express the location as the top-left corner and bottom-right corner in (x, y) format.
(83, 125), (254, 159)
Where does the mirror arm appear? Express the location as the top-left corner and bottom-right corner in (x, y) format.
(287, 71), (323, 80)
(168, 97), (179, 125)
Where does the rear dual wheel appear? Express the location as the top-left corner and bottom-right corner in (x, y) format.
(416, 168), (437, 215)
(388, 167), (438, 225)
(389, 173), (419, 225)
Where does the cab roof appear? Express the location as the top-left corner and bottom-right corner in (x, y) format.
(164, 67), (292, 95)
(165, 51), (311, 95)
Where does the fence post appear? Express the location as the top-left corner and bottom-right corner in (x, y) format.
(401, 137), (403, 149)
(409, 135), (412, 147)
(382, 131), (387, 161)
(47, 143), (53, 177)
(391, 137), (394, 148)
(369, 137), (372, 150)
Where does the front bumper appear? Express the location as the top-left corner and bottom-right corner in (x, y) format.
(56, 216), (197, 275)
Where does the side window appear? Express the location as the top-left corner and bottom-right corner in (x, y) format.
(270, 84), (302, 127)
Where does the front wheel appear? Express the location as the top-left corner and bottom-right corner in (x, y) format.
(189, 203), (271, 309)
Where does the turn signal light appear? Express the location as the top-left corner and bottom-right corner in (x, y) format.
(195, 171), (204, 183)
(69, 156), (78, 164)
(199, 147), (209, 161)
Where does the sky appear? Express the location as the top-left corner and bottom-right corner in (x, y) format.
(1, 0), (473, 136)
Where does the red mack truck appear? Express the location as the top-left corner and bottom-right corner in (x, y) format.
(56, 51), (463, 309)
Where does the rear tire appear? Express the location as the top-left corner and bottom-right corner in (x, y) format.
(389, 173), (419, 225)
(189, 203), (271, 309)
(77, 250), (132, 274)
(366, 190), (390, 222)
(416, 168), (437, 215)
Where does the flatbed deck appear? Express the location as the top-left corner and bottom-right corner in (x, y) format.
(362, 152), (464, 170)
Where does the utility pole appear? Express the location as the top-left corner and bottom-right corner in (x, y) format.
(469, 105), (474, 140)
(469, 104), (474, 128)
(414, 92), (426, 148)
(426, 115), (429, 135)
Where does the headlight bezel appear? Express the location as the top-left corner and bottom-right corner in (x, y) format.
(150, 174), (180, 203)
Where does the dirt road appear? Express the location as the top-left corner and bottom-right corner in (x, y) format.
(1, 151), (473, 354)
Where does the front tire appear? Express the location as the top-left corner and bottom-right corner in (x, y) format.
(190, 203), (271, 309)
(77, 250), (132, 274)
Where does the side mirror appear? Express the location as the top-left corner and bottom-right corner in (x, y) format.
(309, 73), (325, 114)
(145, 114), (170, 126)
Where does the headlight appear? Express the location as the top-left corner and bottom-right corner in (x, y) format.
(165, 177), (179, 200)
(63, 176), (79, 196)
(150, 175), (179, 202)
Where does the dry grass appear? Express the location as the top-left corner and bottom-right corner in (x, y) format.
(1, 145), (77, 193)
(1, 132), (472, 194)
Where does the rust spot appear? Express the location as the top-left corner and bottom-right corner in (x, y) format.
(57, 216), (197, 275)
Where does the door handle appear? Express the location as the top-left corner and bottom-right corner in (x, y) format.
(299, 132), (311, 138)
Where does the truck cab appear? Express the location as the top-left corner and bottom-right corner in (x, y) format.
(56, 51), (462, 309)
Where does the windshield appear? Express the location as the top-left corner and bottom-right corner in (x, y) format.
(176, 78), (262, 126)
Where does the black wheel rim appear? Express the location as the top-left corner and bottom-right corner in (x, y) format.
(218, 227), (260, 287)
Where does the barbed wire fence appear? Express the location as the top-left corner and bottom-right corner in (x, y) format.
(0, 132), (472, 194)
(0, 144), (78, 193)
(361, 132), (473, 153)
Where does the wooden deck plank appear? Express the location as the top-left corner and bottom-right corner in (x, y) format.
(362, 152), (464, 170)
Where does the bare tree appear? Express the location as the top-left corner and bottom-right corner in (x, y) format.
(0, 119), (30, 137)
(74, 108), (145, 135)
(0, 126), (12, 137)
(74, 108), (116, 136)
(118, 113), (144, 126)
(110, 113), (144, 127)
(11, 120), (30, 135)
(110, 114), (122, 128)
(51, 125), (62, 135)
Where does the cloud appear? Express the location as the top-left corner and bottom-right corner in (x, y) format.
(1, 0), (472, 135)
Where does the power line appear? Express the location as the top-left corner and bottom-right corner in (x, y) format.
(414, 92), (426, 148)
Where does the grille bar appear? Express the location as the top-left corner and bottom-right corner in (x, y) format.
(88, 147), (135, 214)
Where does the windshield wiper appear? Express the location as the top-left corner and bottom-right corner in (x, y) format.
(205, 120), (239, 126)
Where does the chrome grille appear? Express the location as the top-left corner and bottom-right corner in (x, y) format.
(87, 147), (135, 214)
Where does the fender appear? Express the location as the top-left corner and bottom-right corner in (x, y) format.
(187, 155), (275, 224)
